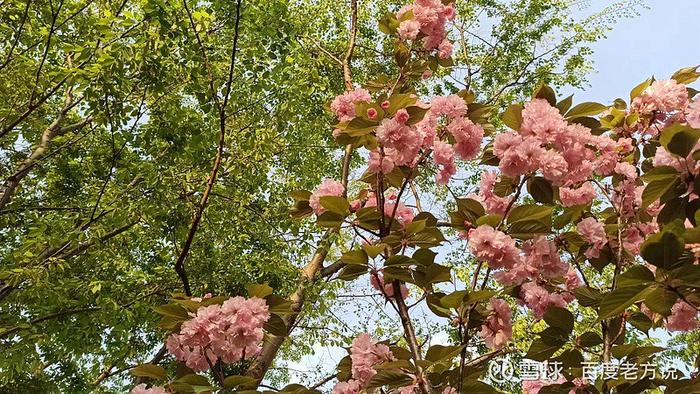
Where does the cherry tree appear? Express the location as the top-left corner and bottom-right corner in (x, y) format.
(130, 0), (700, 393)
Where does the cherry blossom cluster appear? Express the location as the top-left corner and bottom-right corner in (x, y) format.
(309, 178), (346, 215)
(130, 384), (168, 394)
(165, 296), (270, 371)
(466, 225), (583, 319)
(396, 0), (455, 59)
(494, 98), (622, 207)
(332, 333), (396, 394)
(523, 377), (587, 394)
(478, 298), (513, 349)
(630, 79), (699, 134)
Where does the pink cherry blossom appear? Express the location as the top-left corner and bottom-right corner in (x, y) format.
(166, 296), (270, 371)
(349, 333), (394, 386)
(368, 149), (396, 174)
(130, 384), (169, 394)
(433, 140), (456, 184)
(332, 380), (362, 394)
(666, 300), (699, 332)
(467, 225), (522, 270)
(446, 116), (484, 160)
(438, 39), (453, 59)
(687, 96), (700, 128)
(376, 117), (422, 167)
(309, 179), (345, 215)
(577, 217), (607, 259)
(478, 298), (513, 349)
(523, 236), (567, 279)
(632, 79), (689, 114)
(331, 88), (372, 122)
(475, 171), (510, 215)
(519, 282), (567, 319)
(520, 98), (568, 142)
(398, 20), (421, 40)
(559, 182), (596, 207)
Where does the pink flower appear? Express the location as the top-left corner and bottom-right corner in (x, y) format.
(520, 98), (568, 142)
(523, 237), (567, 279)
(438, 39), (453, 59)
(559, 182), (596, 207)
(367, 108), (378, 119)
(565, 267), (583, 290)
(166, 296), (270, 371)
(368, 149), (396, 174)
(447, 116), (484, 160)
(666, 300), (699, 332)
(632, 79), (689, 114)
(375, 117), (422, 167)
(467, 225), (522, 270)
(370, 271), (408, 299)
(429, 95), (468, 119)
(350, 333), (394, 385)
(614, 162), (637, 180)
(576, 217), (607, 259)
(479, 298), (513, 349)
(130, 384), (169, 394)
(395, 108), (410, 124)
(332, 380), (362, 394)
(476, 171), (510, 215)
(331, 88), (372, 122)
(398, 20), (421, 40)
(540, 151), (568, 183)
(309, 179), (345, 215)
(381, 100), (390, 110)
(433, 140), (456, 184)
(687, 96), (700, 128)
(421, 70), (433, 80)
(493, 132), (522, 156)
(519, 282), (567, 319)
(442, 387), (457, 394)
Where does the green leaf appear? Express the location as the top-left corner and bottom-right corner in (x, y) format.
(628, 312), (653, 334)
(630, 78), (652, 101)
(659, 123), (700, 157)
(175, 374), (211, 387)
(641, 177), (680, 209)
(644, 288), (677, 316)
(153, 304), (189, 320)
(425, 344), (464, 363)
(508, 220), (551, 239)
(264, 313), (288, 336)
(507, 204), (553, 226)
(405, 219), (426, 235)
(578, 331), (603, 347)
(289, 190), (311, 201)
(534, 84), (557, 106)
(319, 196), (350, 216)
(340, 249), (368, 265)
(345, 117), (379, 136)
(574, 286), (603, 308)
(557, 95), (573, 115)
(616, 265), (655, 287)
(671, 65), (700, 84)
(476, 214), (502, 228)
(527, 177), (554, 204)
(366, 371), (414, 389)
(543, 307), (574, 333)
(315, 211), (345, 228)
(640, 222), (685, 269)
(338, 264), (368, 281)
(223, 375), (257, 390)
(247, 283), (274, 298)
(131, 364), (167, 380)
(565, 102), (608, 118)
(501, 104), (522, 130)
(526, 338), (562, 361)
(598, 285), (654, 321)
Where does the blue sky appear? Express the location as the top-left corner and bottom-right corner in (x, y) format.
(574, 0), (700, 102)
